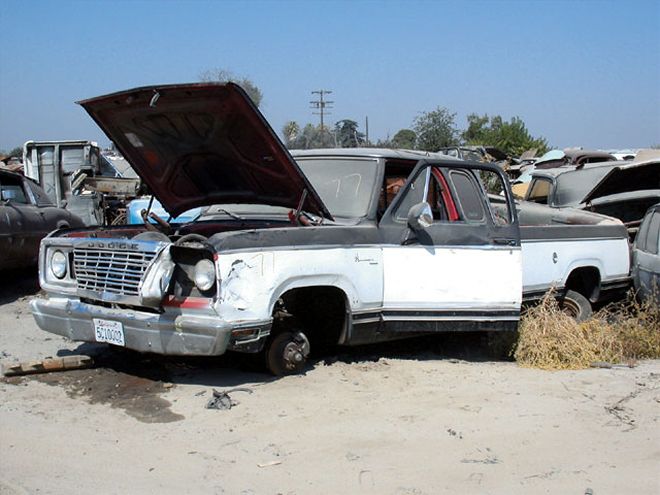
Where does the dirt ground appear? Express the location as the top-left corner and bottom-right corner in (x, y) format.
(1, 269), (659, 495)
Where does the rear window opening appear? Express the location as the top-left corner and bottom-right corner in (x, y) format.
(449, 170), (485, 222)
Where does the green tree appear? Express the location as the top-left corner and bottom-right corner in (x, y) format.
(316, 127), (335, 148)
(198, 68), (263, 107)
(288, 123), (334, 149)
(369, 137), (393, 148)
(413, 107), (459, 151)
(391, 129), (417, 149)
(0, 146), (22, 158)
(334, 119), (365, 148)
(282, 121), (300, 148)
(462, 113), (549, 156)
(462, 113), (491, 143)
(297, 124), (320, 149)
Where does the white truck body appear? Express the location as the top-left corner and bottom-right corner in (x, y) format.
(30, 83), (631, 374)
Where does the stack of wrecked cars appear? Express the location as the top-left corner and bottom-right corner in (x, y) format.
(437, 145), (522, 177)
(23, 140), (141, 226)
(522, 150), (660, 240)
(510, 148), (618, 197)
(30, 83), (631, 375)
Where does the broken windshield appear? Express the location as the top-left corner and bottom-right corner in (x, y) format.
(296, 157), (379, 218)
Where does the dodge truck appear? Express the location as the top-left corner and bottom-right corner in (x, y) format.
(31, 83), (630, 374)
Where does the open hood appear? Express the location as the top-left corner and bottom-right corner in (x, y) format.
(581, 161), (660, 204)
(78, 83), (332, 220)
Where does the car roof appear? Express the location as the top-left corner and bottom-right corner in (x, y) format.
(290, 147), (460, 161)
(530, 160), (621, 179)
(563, 149), (616, 160)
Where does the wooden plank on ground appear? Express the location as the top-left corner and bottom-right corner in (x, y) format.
(1, 355), (94, 377)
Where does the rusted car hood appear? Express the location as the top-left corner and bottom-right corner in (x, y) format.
(581, 161), (660, 204)
(78, 83), (332, 219)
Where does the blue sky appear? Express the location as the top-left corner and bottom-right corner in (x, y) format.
(1, 0), (659, 152)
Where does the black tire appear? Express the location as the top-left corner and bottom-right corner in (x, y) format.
(559, 290), (592, 322)
(265, 331), (309, 376)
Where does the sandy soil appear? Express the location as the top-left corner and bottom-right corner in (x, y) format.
(1, 270), (659, 495)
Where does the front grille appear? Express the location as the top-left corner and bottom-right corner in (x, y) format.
(73, 247), (157, 297)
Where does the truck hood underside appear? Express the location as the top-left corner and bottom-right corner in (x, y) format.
(581, 161), (660, 204)
(78, 83), (331, 220)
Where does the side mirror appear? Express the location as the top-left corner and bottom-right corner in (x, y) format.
(407, 201), (433, 231)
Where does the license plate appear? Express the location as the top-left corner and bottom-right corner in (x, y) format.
(93, 318), (125, 346)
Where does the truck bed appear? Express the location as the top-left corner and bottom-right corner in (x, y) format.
(515, 200), (630, 302)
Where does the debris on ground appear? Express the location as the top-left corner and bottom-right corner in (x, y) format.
(205, 387), (253, 410)
(590, 361), (637, 369)
(2, 355), (94, 377)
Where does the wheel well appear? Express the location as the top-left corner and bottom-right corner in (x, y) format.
(564, 267), (601, 303)
(276, 286), (348, 348)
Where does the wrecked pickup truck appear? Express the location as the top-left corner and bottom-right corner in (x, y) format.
(30, 83), (630, 374)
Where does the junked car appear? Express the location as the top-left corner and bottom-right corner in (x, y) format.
(125, 197), (202, 225)
(30, 83), (630, 374)
(523, 153), (660, 239)
(511, 149), (619, 198)
(437, 145), (523, 178)
(0, 167), (84, 270)
(632, 203), (660, 303)
(23, 140), (141, 226)
(533, 149), (617, 169)
(437, 145), (510, 163)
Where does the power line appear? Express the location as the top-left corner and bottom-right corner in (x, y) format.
(310, 90), (333, 131)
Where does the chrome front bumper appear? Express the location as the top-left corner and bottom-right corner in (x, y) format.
(30, 297), (240, 356)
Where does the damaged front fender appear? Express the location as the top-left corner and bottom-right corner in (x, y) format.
(140, 245), (176, 307)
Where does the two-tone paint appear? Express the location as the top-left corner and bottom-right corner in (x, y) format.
(30, 83), (632, 363)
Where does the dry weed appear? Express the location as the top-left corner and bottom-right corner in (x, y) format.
(514, 292), (660, 370)
(600, 295), (660, 359)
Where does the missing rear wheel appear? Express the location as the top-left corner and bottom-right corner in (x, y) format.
(265, 331), (310, 376)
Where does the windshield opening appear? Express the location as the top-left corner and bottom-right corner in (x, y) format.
(296, 157), (379, 218)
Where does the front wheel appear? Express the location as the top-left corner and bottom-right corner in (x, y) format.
(559, 290), (592, 322)
(265, 331), (310, 376)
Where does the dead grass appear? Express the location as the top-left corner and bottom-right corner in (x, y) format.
(513, 292), (660, 370)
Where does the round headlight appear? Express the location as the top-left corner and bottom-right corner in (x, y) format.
(193, 259), (216, 292)
(51, 250), (67, 279)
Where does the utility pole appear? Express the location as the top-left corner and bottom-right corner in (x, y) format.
(310, 90), (333, 131)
